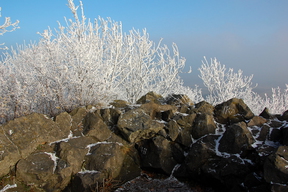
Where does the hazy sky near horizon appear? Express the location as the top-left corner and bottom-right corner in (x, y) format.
(1, 0), (287, 95)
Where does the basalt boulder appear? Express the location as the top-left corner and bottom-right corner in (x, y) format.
(170, 113), (196, 147)
(264, 146), (288, 185)
(165, 94), (193, 113)
(136, 136), (185, 175)
(117, 108), (165, 143)
(136, 91), (164, 104)
(16, 152), (60, 191)
(84, 142), (141, 182)
(82, 112), (113, 141)
(192, 113), (216, 139)
(185, 135), (219, 174)
(214, 98), (254, 124)
(218, 122), (255, 154)
(0, 112), (71, 178)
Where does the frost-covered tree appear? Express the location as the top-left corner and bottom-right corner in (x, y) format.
(198, 57), (287, 115)
(0, 7), (19, 49)
(263, 85), (288, 114)
(0, 0), (200, 123)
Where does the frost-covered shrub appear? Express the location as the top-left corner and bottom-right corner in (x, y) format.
(0, 7), (20, 50)
(198, 57), (288, 115)
(1, 0), (287, 124)
(263, 85), (288, 114)
(0, 0), (198, 123)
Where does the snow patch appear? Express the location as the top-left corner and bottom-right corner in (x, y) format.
(44, 152), (59, 173)
(86, 141), (124, 155)
(155, 119), (167, 124)
(49, 131), (80, 145)
(78, 170), (99, 174)
(0, 184), (17, 192)
(169, 164), (181, 179)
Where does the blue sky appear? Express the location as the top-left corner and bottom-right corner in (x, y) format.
(1, 0), (288, 95)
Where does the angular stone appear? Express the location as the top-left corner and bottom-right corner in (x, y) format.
(0, 112), (70, 177)
(269, 128), (282, 142)
(99, 108), (122, 127)
(167, 120), (181, 141)
(219, 122), (255, 154)
(57, 136), (97, 175)
(201, 155), (251, 187)
(214, 98), (254, 124)
(166, 94), (193, 113)
(190, 101), (214, 115)
(117, 108), (165, 143)
(139, 101), (177, 120)
(260, 107), (274, 119)
(84, 142), (141, 182)
(281, 127), (288, 146)
(136, 91), (164, 104)
(136, 136), (184, 175)
(69, 107), (88, 136)
(264, 146), (288, 184)
(192, 113), (216, 139)
(171, 113), (196, 147)
(185, 135), (219, 172)
(110, 100), (130, 108)
(257, 124), (270, 141)
(16, 152), (59, 191)
(82, 112), (113, 141)
(247, 116), (267, 127)
(278, 110), (288, 121)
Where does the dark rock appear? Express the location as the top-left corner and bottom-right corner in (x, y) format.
(117, 108), (165, 143)
(69, 107), (88, 136)
(264, 146), (288, 184)
(269, 128), (282, 142)
(57, 137), (97, 180)
(2, 93), (288, 192)
(192, 113), (216, 139)
(16, 152), (60, 191)
(269, 120), (284, 128)
(243, 172), (264, 189)
(174, 113), (196, 128)
(260, 107), (274, 119)
(271, 184), (288, 192)
(0, 112), (70, 177)
(257, 124), (270, 141)
(165, 94), (193, 113)
(278, 110), (288, 121)
(247, 116), (267, 127)
(201, 155), (251, 189)
(219, 122), (255, 154)
(214, 98), (254, 124)
(139, 101), (177, 120)
(171, 113), (196, 147)
(82, 112), (113, 141)
(167, 120), (181, 141)
(110, 100), (130, 108)
(190, 101), (214, 115)
(281, 127), (288, 146)
(185, 135), (219, 173)
(115, 174), (195, 192)
(84, 142), (141, 182)
(136, 91), (164, 104)
(99, 108), (121, 126)
(137, 136), (184, 175)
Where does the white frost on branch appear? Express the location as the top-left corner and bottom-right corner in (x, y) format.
(0, 184), (17, 192)
(0, 7), (20, 50)
(0, 0), (199, 123)
(198, 57), (288, 114)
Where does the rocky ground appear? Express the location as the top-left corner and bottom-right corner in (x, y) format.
(1, 91), (288, 192)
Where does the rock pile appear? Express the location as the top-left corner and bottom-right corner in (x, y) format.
(0, 92), (288, 192)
